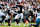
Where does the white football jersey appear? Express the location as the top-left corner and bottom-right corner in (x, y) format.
(15, 14), (20, 19)
(36, 13), (40, 19)
(0, 11), (5, 17)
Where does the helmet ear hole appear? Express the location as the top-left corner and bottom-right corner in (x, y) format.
(37, 9), (39, 12)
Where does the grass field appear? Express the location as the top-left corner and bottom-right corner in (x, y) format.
(0, 23), (35, 27)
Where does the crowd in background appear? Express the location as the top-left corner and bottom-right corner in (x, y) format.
(0, 0), (40, 11)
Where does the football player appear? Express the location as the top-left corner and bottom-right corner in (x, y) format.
(28, 10), (36, 26)
(0, 9), (6, 26)
(5, 7), (13, 26)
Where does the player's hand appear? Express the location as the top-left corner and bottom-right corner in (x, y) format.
(10, 19), (12, 23)
(10, 21), (12, 23)
(28, 18), (31, 22)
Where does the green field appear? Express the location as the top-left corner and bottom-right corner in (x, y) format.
(0, 26), (35, 27)
(0, 23), (35, 27)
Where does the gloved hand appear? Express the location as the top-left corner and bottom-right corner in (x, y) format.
(10, 21), (12, 23)
(28, 18), (31, 22)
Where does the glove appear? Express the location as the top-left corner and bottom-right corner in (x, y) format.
(10, 21), (12, 23)
(28, 18), (31, 22)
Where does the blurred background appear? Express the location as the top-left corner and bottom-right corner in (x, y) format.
(0, 0), (40, 22)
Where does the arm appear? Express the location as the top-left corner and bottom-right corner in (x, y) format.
(28, 15), (31, 22)
(10, 13), (13, 21)
(33, 15), (36, 23)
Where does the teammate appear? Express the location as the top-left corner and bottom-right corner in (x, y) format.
(13, 7), (20, 26)
(33, 9), (40, 27)
(4, 7), (13, 26)
(12, 5), (24, 26)
(0, 9), (6, 26)
(28, 10), (36, 26)
(16, 5), (25, 26)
